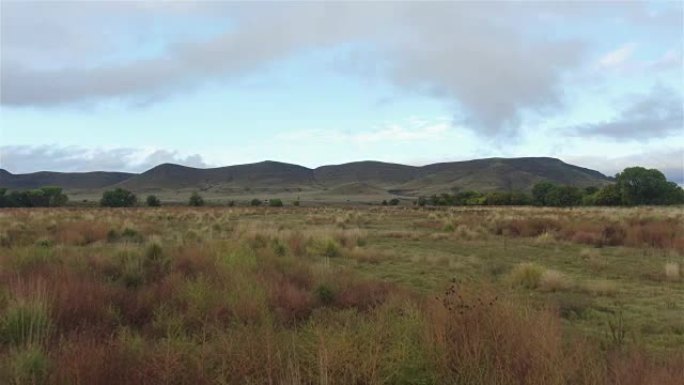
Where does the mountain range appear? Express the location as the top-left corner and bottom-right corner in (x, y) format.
(1, 157), (611, 200)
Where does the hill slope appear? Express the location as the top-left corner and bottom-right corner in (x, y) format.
(117, 161), (316, 191)
(0, 169), (134, 190)
(0, 157), (612, 198)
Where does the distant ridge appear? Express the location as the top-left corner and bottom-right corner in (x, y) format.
(0, 169), (134, 190)
(0, 157), (612, 197)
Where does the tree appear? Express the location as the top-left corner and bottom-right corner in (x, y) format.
(388, 198), (400, 206)
(509, 192), (531, 205)
(593, 184), (622, 206)
(616, 167), (683, 205)
(100, 188), (137, 207)
(40, 186), (68, 206)
(484, 192), (511, 206)
(269, 198), (283, 207)
(189, 192), (204, 207)
(7, 191), (32, 207)
(545, 186), (582, 207)
(532, 181), (555, 206)
(146, 195), (161, 207)
(250, 198), (262, 206)
(0, 188), (6, 208)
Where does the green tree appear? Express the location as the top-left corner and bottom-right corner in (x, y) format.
(509, 192), (531, 205)
(189, 192), (204, 207)
(250, 198), (263, 206)
(615, 167), (684, 205)
(484, 192), (511, 206)
(146, 195), (161, 207)
(593, 184), (622, 206)
(100, 188), (137, 207)
(7, 191), (32, 207)
(0, 188), (6, 207)
(545, 186), (582, 207)
(532, 181), (555, 206)
(388, 198), (400, 206)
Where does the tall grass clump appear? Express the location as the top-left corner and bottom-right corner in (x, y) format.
(0, 291), (52, 348)
(664, 262), (680, 282)
(507, 262), (545, 289)
(1, 345), (50, 385)
(539, 269), (573, 292)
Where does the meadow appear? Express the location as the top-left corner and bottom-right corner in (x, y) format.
(0, 205), (682, 384)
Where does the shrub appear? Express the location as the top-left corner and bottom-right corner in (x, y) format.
(250, 198), (262, 206)
(507, 262), (545, 289)
(388, 198), (400, 206)
(188, 192), (204, 207)
(269, 199), (283, 207)
(100, 188), (137, 207)
(146, 195), (161, 207)
(539, 270), (572, 292)
(665, 262), (680, 282)
(315, 284), (336, 305)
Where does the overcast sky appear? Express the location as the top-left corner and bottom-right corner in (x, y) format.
(1, 1), (682, 182)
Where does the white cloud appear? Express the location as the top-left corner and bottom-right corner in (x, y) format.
(0, 145), (210, 174)
(598, 43), (637, 69)
(277, 117), (454, 145)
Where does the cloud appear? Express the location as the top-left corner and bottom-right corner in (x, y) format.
(567, 86), (683, 140)
(595, 44), (682, 74)
(2, 2), (681, 137)
(565, 148), (684, 184)
(277, 117), (454, 145)
(0, 146), (210, 174)
(598, 43), (637, 69)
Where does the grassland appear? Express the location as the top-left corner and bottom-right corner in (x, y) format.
(0, 206), (682, 384)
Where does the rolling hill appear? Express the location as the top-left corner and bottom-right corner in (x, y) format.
(0, 157), (612, 199)
(0, 169), (134, 190)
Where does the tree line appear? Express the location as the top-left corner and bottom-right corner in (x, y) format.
(0, 187), (69, 207)
(416, 167), (684, 207)
(1, 167), (681, 208)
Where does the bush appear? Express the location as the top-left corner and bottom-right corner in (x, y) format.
(188, 192), (204, 207)
(146, 195), (161, 207)
(315, 284), (336, 305)
(250, 198), (262, 206)
(269, 199), (283, 207)
(508, 262), (545, 289)
(100, 188), (137, 207)
(388, 198), (400, 206)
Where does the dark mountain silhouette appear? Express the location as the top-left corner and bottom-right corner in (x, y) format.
(1, 157), (612, 196)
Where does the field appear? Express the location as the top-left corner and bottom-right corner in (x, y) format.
(0, 206), (682, 384)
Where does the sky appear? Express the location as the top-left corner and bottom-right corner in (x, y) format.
(0, 1), (682, 182)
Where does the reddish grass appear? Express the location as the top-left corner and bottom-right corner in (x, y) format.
(55, 220), (110, 245)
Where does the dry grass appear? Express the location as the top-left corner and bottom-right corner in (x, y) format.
(0, 206), (681, 384)
(539, 269), (573, 292)
(664, 262), (681, 282)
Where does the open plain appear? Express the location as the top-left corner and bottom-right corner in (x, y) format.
(0, 205), (682, 384)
